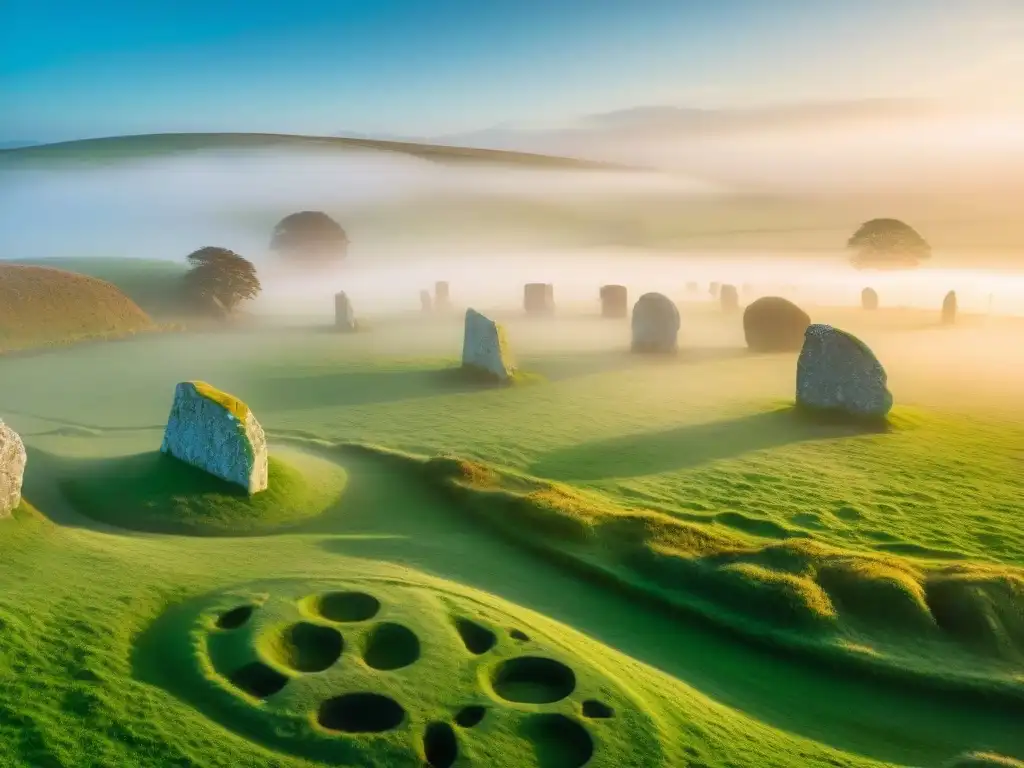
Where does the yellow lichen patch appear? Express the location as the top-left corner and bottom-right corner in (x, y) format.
(189, 381), (250, 421)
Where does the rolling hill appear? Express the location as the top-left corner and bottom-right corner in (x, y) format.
(0, 132), (626, 170)
(0, 263), (157, 352)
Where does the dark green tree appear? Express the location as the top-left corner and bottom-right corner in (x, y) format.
(183, 247), (261, 314)
(270, 211), (349, 263)
(847, 219), (931, 269)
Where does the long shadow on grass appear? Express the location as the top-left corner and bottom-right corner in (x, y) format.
(521, 346), (750, 382)
(240, 365), (514, 411)
(531, 406), (888, 481)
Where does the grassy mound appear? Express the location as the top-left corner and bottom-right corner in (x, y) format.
(6, 257), (188, 317)
(333, 430), (1024, 702)
(0, 263), (156, 353)
(135, 576), (665, 767)
(61, 449), (346, 536)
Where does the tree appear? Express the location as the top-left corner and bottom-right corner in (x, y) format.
(183, 247), (261, 315)
(270, 211), (348, 264)
(847, 219), (931, 269)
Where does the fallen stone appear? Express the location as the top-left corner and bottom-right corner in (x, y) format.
(796, 324), (893, 419)
(160, 381), (269, 494)
(335, 291), (358, 332)
(599, 284), (628, 318)
(0, 419), (26, 516)
(631, 292), (680, 353)
(462, 308), (514, 380)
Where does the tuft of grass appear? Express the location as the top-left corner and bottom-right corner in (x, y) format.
(0, 263), (156, 353)
(61, 450), (346, 536)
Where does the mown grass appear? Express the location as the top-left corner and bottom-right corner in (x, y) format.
(0, 263), (157, 353)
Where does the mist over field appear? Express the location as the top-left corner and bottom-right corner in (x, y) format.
(3, 107), (1024, 318)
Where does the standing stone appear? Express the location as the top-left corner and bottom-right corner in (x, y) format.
(0, 420), (26, 517)
(435, 281), (451, 311)
(709, 282), (721, 299)
(462, 309), (514, 381)
(161, 381), (269, 494)
(524, 283), (554, 315)
(335, 291), (358, 332)
(631, 292), (680, 354)
(720, 284), (740, 313)
(744, 296), (810, 352)
(942, 291), (957, 325)
(599, 284), (628, 318)
(686, 281), (700, 295)
(796, 324), (893, 419)
(862, 287), (879, 311)
(420, 290), (433, 313)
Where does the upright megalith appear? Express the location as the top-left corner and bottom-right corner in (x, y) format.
(686, 281), (700, 295)
(420, 290), (433, 313)
(462, 309), (514, 381)
(942, 290), (958, 325)
(0, 420), (26, 517)
(524, 283), (555, 316)
(720, 284), (740, 313)
(709, 282), (721, 298)
(862, 287), (879, 311)
(335, 291), (358, 332)
(631, 292), (680, 354)
(435, 281), (451, 311)
(744, 296), (810, 352)
(161, 382), (269, 494)
(600, 284), (628, 318)
(796, 324), (893, 419)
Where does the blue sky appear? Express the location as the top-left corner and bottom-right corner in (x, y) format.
(2, 0), (1022, 143)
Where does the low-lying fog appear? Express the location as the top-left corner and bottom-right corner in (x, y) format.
(2, 138), (1024, 319)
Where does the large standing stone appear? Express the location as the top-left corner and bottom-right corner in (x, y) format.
(942, 290), (957, 325)
(861, 287), (879, 311)
(160, 382), (269, 494)
(744, 296), (810, 352)
(709, 282), (721, 298)
(335, 291), (358, 332)
(462, 309), (514, 380)
(524, 283), (555, 315)
(631, 292), (680, 353)
(796, 324), (893, 419)
(0, 420), (26, 517)
(720, 284), (740, 313)
(435, 281), (450, 310)
(420, 290), (433, 313)
(599, 284), (628, 318)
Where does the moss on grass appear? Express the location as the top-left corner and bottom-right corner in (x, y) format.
(61, 449), (346, 536)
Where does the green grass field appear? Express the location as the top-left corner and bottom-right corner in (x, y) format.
(1, 299), (1023, 767)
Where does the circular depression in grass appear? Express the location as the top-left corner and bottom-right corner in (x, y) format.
(318, 693), (405, 733)
(313, 591), (381, 623)
(60, 447), (347, 536)
(491, 656), (576, 704)
(263, 621), (344, 673)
